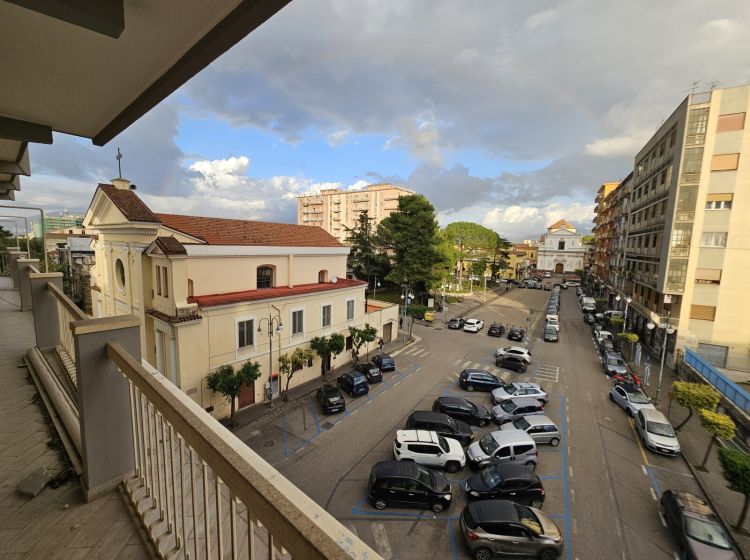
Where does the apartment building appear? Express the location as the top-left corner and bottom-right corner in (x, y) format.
(606, 174), (634, 296)
(297, 183), (414, 243)
(84, 179), (398, 418)
(599, 85), (750, 368)
(592, 182), (620, 287)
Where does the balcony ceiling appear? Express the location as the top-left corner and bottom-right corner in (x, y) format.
(0, 0), (291, 200)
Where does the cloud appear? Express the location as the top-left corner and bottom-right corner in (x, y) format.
(584, 130), (650, 157)
(524, 8), (561, 30)
(481, 202), (595, 240)
(327, 130), (350, 146)
(384, 104), (444, 166)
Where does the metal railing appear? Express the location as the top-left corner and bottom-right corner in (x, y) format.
(106, 342), (378, 560)
(48, 282), (87, 364)
(684, 349), (750, 413)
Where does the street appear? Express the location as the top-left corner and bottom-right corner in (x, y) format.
(242, 286), (706, 560)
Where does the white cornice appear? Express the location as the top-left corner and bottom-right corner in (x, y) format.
(184, 245), (350, 257)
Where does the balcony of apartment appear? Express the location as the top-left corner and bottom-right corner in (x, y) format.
(0, 254), (379, 559)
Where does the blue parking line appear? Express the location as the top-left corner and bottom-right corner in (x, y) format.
(560, 395), (572, 560)
(645, 465), (662, 497)
(307, 398), (322, 435)
(540, 475), (562, 480)
(281, 415), (288, 458)
(448, 521), (460, 560)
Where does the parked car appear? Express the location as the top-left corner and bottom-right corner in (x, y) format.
(502, 415), (561, 446)
(495, 346), (532, 363)
(583, 313), (595, 325)
(355, 361), (383, 383)
(491, 397), (546, 425)
(372, 353), (396, 372)
(603, 353), (628, 377)
(466, 430), (539, 471)
(661, 489), (738, 560)
(464, 319), (485, 333)
(595, 330), (615, 347)
(491, 382), (548, 405)
(544, 272), (551, 278)
(368, 461), (452, 513)
(433, 396), (492, 427)
(337, 372), (369, 397)
(609, 382), (655, 417)
(543, 325), (559, 342)
(405, 411), (474, 446)
(600, 340), (618, 356)
(635, 409), (681, 456)
(393, 430), (466, 472)
(316, 384), (346, 415)
(448, 317), (466, 329)
(546, 317), (560, 332)
(487, 323), (506, 337)
(496, 354), (528, 373)
(464, 464), (545, 507)
(460, 500), (563, 560)
(459, 369), (504, 392)
(507, 327), (526, 341)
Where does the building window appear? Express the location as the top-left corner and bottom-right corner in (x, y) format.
(711, 153), (740, 172)
(238, 319), (254, 349)
(162, 266), (169, 298)
(318, 270), (329, 283)
(700, 232), (728, 247)
(676, 185), (698, 214)
(682, 148), (704, 182)
(666, 259), (688, 291)
(188, 279), (194, 297)
(669, 129), (677, 148)
(115, 258), (126, 291)
(690, 305), (716, 321)
(156, 265), (162, 296)
(291, 310), (304, 335)
(716, 112), (746, 133)
(346, 299), (355, 320)
(322, 304), (331, 328)
(558, 240), (565, 250)
(685, 107), (709, 145)
(705, 200), (733, 210)
(257, 266), (274, 289)
(695, 268), (721, 284)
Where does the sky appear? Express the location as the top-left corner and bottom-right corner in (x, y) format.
(12, 0), (750, 241)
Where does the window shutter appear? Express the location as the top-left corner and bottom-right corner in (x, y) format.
(710, 153), (740, 171)
(706, 193), (733, 202)
(695, 268), (721, 282)
(690, 305), (716, 321)
(717, 113), (746, 132)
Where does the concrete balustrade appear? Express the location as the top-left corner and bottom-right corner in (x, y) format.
(16, 258), (39, 311)
(8, 250), (27, 288)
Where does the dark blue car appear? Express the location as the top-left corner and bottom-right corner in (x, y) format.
(337, 372), (369, 397)
(372, 354), (396, 372)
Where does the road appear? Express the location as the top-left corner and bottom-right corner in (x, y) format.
(243, 284), (705, 560)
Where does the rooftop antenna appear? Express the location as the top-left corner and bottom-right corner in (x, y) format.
(689, 80), (703, 94)
(708, 80), (720, 91)
(116, 147), (123, 178)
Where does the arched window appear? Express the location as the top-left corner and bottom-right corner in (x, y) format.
(257, 266), (275, 289)
(318, 269), (329, 283)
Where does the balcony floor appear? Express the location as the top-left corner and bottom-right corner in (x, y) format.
(0, 278), (152, 559)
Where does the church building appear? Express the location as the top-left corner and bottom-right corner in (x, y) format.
(536, 219), (585, 274)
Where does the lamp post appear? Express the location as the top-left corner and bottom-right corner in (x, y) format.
(257, 314), (283, 408)
(372, 276), (381, 299)
(400, 284), (414, 342)
(646, 312), (675, 405)
(615, 294), (632, 334)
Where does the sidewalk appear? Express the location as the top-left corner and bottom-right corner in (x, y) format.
(628, 353), (750, 557)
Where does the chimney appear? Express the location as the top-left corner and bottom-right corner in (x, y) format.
(111, 177), (130, 190)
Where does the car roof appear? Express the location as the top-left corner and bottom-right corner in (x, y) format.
(640, 408), (670, 422)
(376, 354), (393, 360)
(668, 490), (716, 518)
(491, 428), (536, 444)
(605, 352), (623, 360)
(465, 319), (480, 323)
(372, 460), (418, 479)
(410, 411), (452, 423)
(488, 463), (540, 480)
(438, 396), (472, 406)
(505, 346), (529, 352)
(359, 361), (377, 367)
(522, 415), (555, 427)
(544, 325), (557, 331)
(463, 368), (491, 375)
(468, 499), (518, 523)
(347, 372), (368, 381)
(397, 429), (440, 444)
(319, 383), (339, 394)
(615, 382), (642, 394)
(510, 382), (540, 390)
(504, 397), (544, 407)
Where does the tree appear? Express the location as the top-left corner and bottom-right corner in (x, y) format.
(718, 447), (750, 530)
(444, 222), (498, 285)
(671, 381), (721, 431)
(349, 323), (378, 360)
(310, 334), (345, 375)
(345, 210), (390, 283)
(206, 362), (261, 427)
(278, 347), (315, 402)
(490, 235), (512, 279)
(470, 258), (488, 279)
(698, 409), (736, 470)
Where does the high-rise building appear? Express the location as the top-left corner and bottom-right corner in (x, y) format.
(297, 183), (414, 243)
(592, 182), (620, 287)
(32, 212), (85, 236)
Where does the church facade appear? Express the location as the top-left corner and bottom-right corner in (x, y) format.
(536, 219), (585, 274)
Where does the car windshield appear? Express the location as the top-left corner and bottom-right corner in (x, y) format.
(513, 417), (531, 431)
(479, 434), (499, 455)
(438, 435), (450, 453)
(446, 416), (458, 430)
(505, 384), (519, 394)
(647, 420), (675, 438)
(416, 464), (433, 488)
(500, 400), (517, 412)
(328, 395), (342, 403)
(514, 504), (542, 535)
(607, 357), (625, 366)
(628, 391), (650, 404)
(480, 467), (502, 488)
(685, 517), (732, 549)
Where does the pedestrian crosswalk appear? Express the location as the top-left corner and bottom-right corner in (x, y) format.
(452, 358), (507, 379)
(402, 346), (430, 357)
(535, 363), (560, 383)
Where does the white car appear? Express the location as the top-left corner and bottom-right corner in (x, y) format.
(546, 317), (560, 332)
(543, 272), (551, 278)
(635, 409), (681, 456)
(495, 346), (532, 363)
(609, 383), (655, 417)
(393, 429), (466, 472)
(463, 319), (485, 333)
(491, 382), (548, 405)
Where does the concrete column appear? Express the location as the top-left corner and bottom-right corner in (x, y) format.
(17, 258), (39, 311)
(29, 272), (64, 348)
(72, 315), (140, 501)
(8, 250), (26, 288)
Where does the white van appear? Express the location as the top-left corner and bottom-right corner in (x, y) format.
(581, 297), (596, 312)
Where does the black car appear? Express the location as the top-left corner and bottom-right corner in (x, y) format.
(337, 372), (369, 397)
(459, 369), (504, 392)
(660, 489), (737, 560)
(368, 461), (452, 513)
(507, 327), (526, 342)
(487, 323), (506, 337)
(448, 317), (466, 329)
(316, 384), (346, 414)
(464, 464), (545, 507)
(405, 411), (474, 446)
(543, 325), (558, 342)
(356, 361), (383, 383)
(496, 354), (528, 373)
(372, 353), (396, 372)
(583, 313), (595, 324)
(433, 396), (491, 427)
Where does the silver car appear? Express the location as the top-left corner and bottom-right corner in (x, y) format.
(501, 415), (561, 446)
(603, 352), (627, 377)
(635, 408), (681, 456)
(491, 397), (545, 425)
(609, 383), (655, 417)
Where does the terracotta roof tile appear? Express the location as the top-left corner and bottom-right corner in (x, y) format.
(189, 279), (365, 308)
(549, 219), (575, 231)
(156, 213), (342, 247)
(154, 236), (187, 255)
(99, 184), (160, 222)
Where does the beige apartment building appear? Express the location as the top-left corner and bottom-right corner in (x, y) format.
(84, 179), (398, 418)
(611, 85), (750, 368)
(297, 183), (414, 243)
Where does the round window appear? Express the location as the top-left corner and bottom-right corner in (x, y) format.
(115, 258), (126, 290)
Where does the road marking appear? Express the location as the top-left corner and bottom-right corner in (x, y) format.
(649, 487), (658, 501)
(462, 360), (472, 368)
(629, 418), (651, 466)
(454, 358), (462, 365)
(568, 466), (573, 479)
(641, 465), (648, 476)
(351, 408), (359, 415)
(349, 524), (359, 536)
(658, 511), (667, 527)
(370, 522), (393, 560)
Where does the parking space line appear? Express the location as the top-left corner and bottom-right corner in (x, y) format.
(658, 511), (667, 527)
(307, 398), (322, 435)
(560, 395), (573, 560)
(448, 521), (459, 560)
(371, 522), (393, 560)
(281, 415), (288, 458)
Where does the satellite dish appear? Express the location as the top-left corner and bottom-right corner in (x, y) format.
(331, 276), (338, 283)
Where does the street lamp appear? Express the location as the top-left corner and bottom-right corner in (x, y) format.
(615, 294), (632, 334)
(400, 285), (414, 342)
(646, 314), (675, 405)
(257, 314), (283, 408)
(372, 276), (381, 299)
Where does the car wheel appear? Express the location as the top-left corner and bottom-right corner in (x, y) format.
(525, 461), (537, 472)
(477, 419), (487, 427)
(609, 393), (615, 402)
(431, 502), (444, 513)
(539, 548), (558, 560)
(474, 547), (492, 560)
(549, 437), (560, 447)
(445, 461), (460, 473)
(626, 408), (633, 417)
(531, 498), (544, 509)
(374, 499), (387, 510)
(466, 385), (474, 392)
